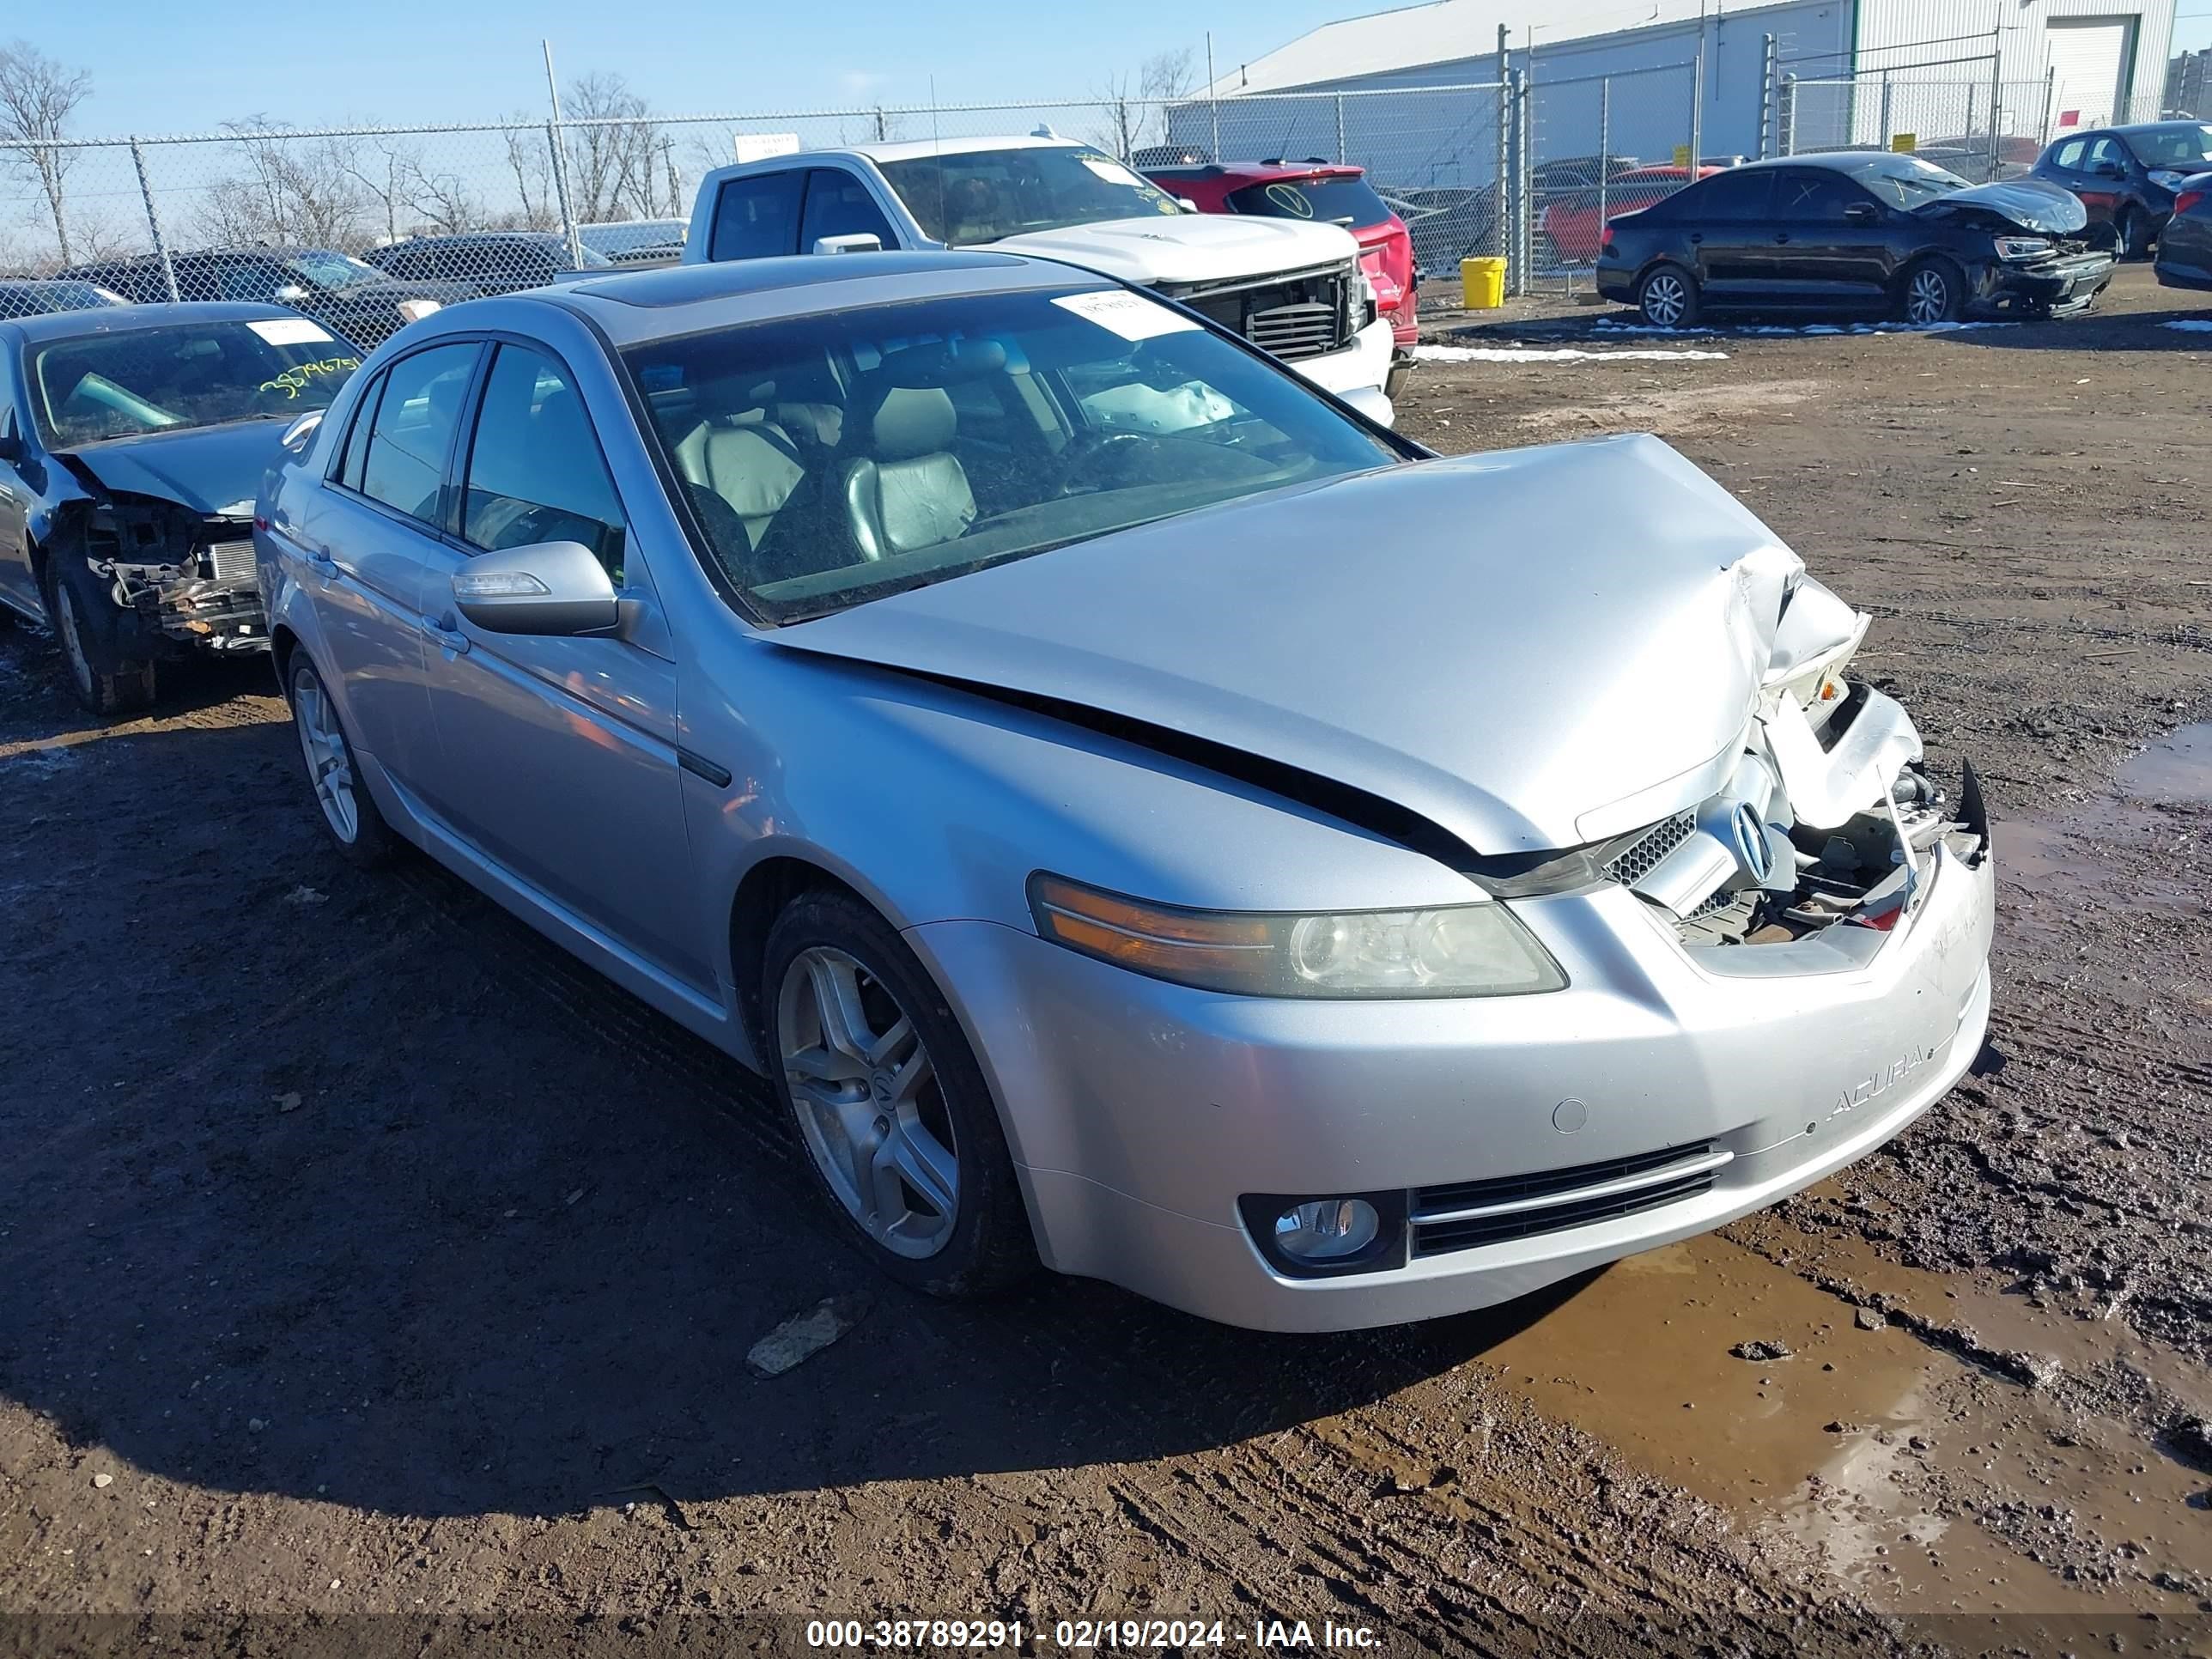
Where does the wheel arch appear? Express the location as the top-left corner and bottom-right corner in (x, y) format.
(726, 852), (872, 1065)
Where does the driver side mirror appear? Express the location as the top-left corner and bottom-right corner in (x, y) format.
(1844, 201), (1880, 223)
(273, 283), (310, 302)
(451, 541), (618, 636)
(0, 426), (21, 464)
(813, 232), (883, 255)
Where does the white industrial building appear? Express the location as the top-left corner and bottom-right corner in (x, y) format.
(1200, 0), (2179, 171)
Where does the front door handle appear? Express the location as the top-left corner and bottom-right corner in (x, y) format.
(304, 550), (338, 579)
(1773, 232), (1790, 244)
(422, 614), (471, 655)
(1688, 232), (1704, 244)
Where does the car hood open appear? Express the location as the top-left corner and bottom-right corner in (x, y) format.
(775, 434), (1817, 858)
(58, 419), (289, 517)
(1915, 177), (2088, 234)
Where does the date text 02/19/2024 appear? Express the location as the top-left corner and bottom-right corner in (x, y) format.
(803, 1621), (1383, 1650)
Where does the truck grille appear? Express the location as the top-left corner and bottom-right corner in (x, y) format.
(1161, 262), (1352, 362)
(205, 538), (257, 581)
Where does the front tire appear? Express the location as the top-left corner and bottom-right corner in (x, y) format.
(763, 890), (1036, 1299)
(286, 653), (393, 866)
(1899, 258), (1965, 325)
(47, 556), (155, 717)
(2116, 206), (2150, 260)
(1637, 264), (1699, 329)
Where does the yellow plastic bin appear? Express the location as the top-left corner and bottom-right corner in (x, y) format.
(1460, 255), (1506, 309)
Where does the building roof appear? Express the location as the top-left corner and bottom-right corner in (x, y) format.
(1210, 0), (1758, 95)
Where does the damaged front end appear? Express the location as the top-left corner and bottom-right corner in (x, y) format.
(72, 491), (269, 656)
(1577, 574), (1990, 956)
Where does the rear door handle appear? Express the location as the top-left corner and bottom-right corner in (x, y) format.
(421, 614), (471, 655)
(1773, 232), (1790, 244)
(305, 550), (338, 579)
(1688, 232), (1703, 244)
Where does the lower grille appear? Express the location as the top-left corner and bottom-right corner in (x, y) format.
(206, 538), (257, 581)
(1164, 262), (1352, 362)
(1409, 1140), (1723, 1258)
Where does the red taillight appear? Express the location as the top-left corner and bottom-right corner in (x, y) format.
(1600, 223), (1616, 251)
(2178, 188), (2205, 216)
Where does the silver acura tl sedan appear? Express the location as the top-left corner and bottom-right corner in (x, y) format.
(255, 251), (1995, 1332)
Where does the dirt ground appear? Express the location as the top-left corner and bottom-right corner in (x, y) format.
(3, 264), (2210, 1658)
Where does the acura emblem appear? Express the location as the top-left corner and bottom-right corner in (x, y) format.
(1733, 803), (1772, 884)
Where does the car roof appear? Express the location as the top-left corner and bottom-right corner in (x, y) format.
(511, 249), (1110, 346)
(1147, 161), (1364, 184)
(0, 300), (308, 343)
(2112, 120), (2212, 137)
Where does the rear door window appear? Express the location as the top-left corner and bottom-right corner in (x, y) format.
(1224, 175), (1392, 228)
(357, 342), (481, 528)
(2052, 138), (2087, 170)
(1686, 170), (1775, 222)
(799, 169), (897, 251)
(710, 171), (805, 261)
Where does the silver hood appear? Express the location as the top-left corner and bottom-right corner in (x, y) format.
(778, 434), (1809, 856)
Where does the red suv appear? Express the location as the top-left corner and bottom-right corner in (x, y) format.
(1146, 160), (1419, 393)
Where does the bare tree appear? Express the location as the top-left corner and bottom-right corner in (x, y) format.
(0, 40), (92, 264)
(563, 72), (670, 222)
(1087, 49), (1196, 161)
(196, 119), (368, 250)
(501, 115), (558, 231)
(341, 135), (425, 245)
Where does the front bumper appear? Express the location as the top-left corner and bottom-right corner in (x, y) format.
(1287, 314), (1395, 398)
(910, 839), (1995, 1332)
(1976, 250), (2113, 316)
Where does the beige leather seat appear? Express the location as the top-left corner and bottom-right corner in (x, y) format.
(674, 416), (807, 551)
(841, 387), (976, 560)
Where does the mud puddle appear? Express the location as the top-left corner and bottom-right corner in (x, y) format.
(1468, 1233), (2212, 1620)
(2118, 722), (2212, 807)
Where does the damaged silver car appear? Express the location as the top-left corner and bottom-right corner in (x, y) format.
(0, 303), (361, 713)
(259, 253), (1994, 1331)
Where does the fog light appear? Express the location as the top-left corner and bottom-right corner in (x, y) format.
(1273, 1198), (1380, 1261)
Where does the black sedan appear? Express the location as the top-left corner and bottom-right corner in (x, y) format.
(2031, 122), (2212, 257)
(2154, 173), (2212, 292)
(62, 246), (471, 346)
(0, 303), (360, 712)
(1597, 153), (2113, 329)
(362, 230), (612, 296)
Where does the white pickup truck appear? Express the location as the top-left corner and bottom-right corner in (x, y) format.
(681, 135), (1395, 406)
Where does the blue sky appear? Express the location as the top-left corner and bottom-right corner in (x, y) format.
(40, 0), (2212, 139)
(49, 0), (1368, 137)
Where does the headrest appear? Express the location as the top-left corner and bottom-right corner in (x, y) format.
(872, 386), (956, 459)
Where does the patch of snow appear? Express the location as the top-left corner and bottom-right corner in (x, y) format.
(1415, 343), (1729, 363)
(2161, 319), (2212, 332)
(1585, 317), (2016, 338)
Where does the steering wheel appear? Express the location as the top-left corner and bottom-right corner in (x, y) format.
(1055, 428), (1152, 495)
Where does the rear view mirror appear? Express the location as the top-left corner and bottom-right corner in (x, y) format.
(1340, 385), (1396, 428)
(812, 233), (882, 255)
(451, 541), (618, 636)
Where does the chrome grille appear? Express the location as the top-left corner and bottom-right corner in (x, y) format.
(206, 538), (256, 581)
(1246, 301), (1341, 360)
(1601, 810), (1694, 888)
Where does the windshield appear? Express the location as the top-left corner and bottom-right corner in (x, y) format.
(286, 249), (387, 292)
(1225, 175), (1393, 228)
(1851, 157), (1971, 210)
(879, 147), (1185, 245)
(2129, 125), (2212, 167)
(30, 319), (362, 447)
(627, 285), (1401, 623)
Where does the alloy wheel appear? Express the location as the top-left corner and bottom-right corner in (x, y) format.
(1642, 271), (1688, 326)
(778, 945), (958, 1259)
(290, 665), (360, 844)
(52, 580), (95, 703)
(1905, 268), (1951, 325)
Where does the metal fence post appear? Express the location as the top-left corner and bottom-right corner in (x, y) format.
(2043, 65), (2057, 145)
(545, 120), (580, 261)
(874, 106), (888, 141)
(1988, 22), (2005, 181)
(1513, 68), (1531, 296)
(129, 139), (180, 303)
(1597, 79), (1611, 253)
(1758, 34), (1778, 158)
(1879, 73), (1894, 148)
(1334, 94), (1347, 163)
(1689, 13), (1706, 170)
(1783, 73), (1798, 157)
(1494, 46), (1512, 265)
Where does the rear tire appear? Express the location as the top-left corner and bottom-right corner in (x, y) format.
(1637, 264), (1699, 329)
(46, 556), (155, 717)
(763, 889), (1038, 1300)
(2116, 206), (2150, 260)
(1899, 258), (1965, 325)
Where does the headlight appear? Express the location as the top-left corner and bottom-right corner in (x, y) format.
(1993, 236), (2051, 261)
(1026, 873), (1567, 999)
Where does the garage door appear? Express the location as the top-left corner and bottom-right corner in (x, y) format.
(2046, 17), (2136, 131)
